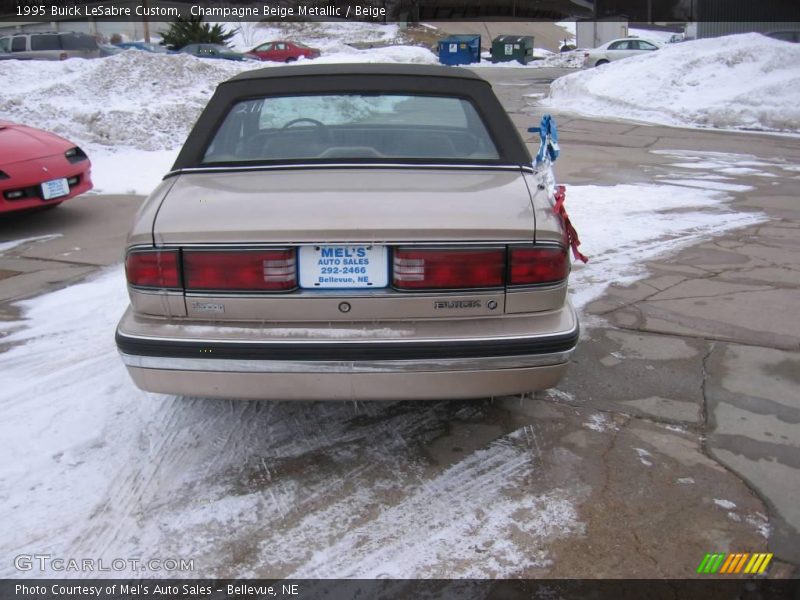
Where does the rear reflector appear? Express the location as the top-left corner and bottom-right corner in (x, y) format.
(183, 249), (296, 291)
(509, 246), (568, 285)
(126, 250), (180, 289)
(393, 248), (505, 290)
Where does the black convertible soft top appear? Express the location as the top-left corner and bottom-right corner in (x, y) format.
(226, 63), (488, 83)
(171, 63), (532, 172)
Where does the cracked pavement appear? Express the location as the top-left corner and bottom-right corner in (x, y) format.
(495, 67), (800, 572)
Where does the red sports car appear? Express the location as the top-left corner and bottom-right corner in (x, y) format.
(246, 41), (320, 63)
(0, 120), (93, 214)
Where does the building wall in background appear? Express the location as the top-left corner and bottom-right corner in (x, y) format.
(694, 21), (800, 38)
(576, 20), (628, 48)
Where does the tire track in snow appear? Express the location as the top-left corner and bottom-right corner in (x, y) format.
(284, 433), (582, 578)
(0, 268), (584, 578)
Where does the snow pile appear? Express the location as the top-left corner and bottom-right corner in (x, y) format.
(543, 33), (800, 133)
(0, 45), (436, 153)
(300, 44), (436, 65)
(0, 51), (254, 151)
(538, 50), (584, 68)
(0, 40), (436, 193)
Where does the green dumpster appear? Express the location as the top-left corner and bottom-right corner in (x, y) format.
(491, 35), (535, 65)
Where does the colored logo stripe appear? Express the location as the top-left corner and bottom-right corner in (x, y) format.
(720, 553), (738, 573)
(697, 553), (725, 574)
(745, 553), (773, 574)
(698, 553), (773, 575)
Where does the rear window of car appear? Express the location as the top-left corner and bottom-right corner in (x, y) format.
(61, 34), (98, 50)
(30, 35), (61, 51)
(202, 94), (500, 163)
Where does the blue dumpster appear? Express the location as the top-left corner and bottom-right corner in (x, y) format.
(437, 35), (481, 65)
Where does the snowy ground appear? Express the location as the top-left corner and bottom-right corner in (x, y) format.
(542, 33), (800, 134)
(0, 146), (779, 576)
(567, 180), (763, 309)
(0, 265), (584, 577)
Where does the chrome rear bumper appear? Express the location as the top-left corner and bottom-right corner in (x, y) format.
(119, 349), (575, 373)
(116, 304), (579, 400)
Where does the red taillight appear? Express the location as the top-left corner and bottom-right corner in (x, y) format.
(126, 250), (180, 289)
(509, 246), (568, 285)
(183, 249), (296, 292)
(393, 248), (505, 290)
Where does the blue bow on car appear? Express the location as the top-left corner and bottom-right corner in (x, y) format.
(528, 114), (560, 164)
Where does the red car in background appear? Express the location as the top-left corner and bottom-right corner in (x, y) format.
(246, 41), (320, 63)
(0, 121), (92, 214)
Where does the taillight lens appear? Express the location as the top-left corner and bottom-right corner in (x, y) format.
(393, 248), (505, 290)
(183, 249), (296, 292)
(126, 250), (180, 289)
(509, 246), (569, 285)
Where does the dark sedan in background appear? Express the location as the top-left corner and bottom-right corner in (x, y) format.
(179, 44), (259, 62)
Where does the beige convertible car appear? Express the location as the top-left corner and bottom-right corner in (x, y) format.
(116, 64), (579, 400)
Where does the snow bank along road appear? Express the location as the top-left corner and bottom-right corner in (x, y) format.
(1, 67), (799, 578)
(543, 33), (800, 134)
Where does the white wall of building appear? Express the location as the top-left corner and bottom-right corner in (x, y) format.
(576, 20), (628, 48)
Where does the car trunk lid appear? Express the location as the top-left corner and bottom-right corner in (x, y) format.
(135, 167), (554, 322)
(152, 168), (536, 244)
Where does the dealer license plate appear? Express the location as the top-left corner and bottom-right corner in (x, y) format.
(41, 178), (70, 200)
(299, 245), (388, 289)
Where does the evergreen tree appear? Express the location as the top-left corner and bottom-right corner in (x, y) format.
(160, 16), (235, 50)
